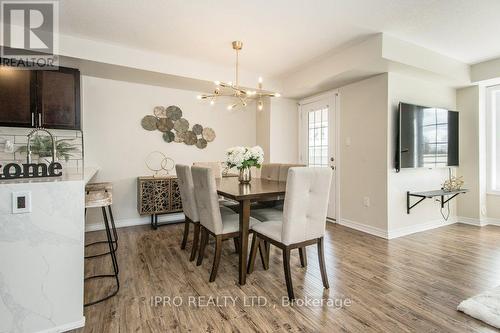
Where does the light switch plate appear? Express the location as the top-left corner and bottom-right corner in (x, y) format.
(12, 191), (32, 214)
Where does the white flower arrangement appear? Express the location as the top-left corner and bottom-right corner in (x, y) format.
(225, 146), (264, 170)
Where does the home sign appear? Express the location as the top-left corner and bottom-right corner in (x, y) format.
(0, 162), (63, 179)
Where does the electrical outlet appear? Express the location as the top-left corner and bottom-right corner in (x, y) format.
(12, 191), (31, 214)
(363, 196), (370, 207)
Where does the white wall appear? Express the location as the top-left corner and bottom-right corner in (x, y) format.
(387, 72), (457, 236)
(269, 98), (299, 163)
(83, 76), (256, 226)
(338, 74), (389, 233)
(456, 86), (482, 220)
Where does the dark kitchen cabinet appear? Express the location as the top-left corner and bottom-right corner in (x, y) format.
(37, 67), (80, 130)
(0, 65), (81, 130)
(0, 69), (36, 127)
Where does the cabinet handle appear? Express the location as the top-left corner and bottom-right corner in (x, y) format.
(31, 113), (35, 126)
(38, 113), (42, 127)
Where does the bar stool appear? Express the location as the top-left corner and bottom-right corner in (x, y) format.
(84, 183), (118, 259)
(84, 182), (119, 306)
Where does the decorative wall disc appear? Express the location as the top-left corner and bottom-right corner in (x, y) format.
(174, 133), (184, 143)
(141, 115), (159, 131)
(196, 138), (208, 149)
(153, 106), (167, 118)
(202, 127), (216, 142)
(157, 118), (174, 132)
(174, 118), (189, 132)
(162, 131), (175, 143)
(184, 131), (197, 145)
(166, 106), (183, 120)
(192, 124), (203, 135)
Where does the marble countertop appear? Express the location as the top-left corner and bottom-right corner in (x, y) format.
(0, 166), (99, 185)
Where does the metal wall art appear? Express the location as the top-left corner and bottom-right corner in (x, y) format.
(141, 105), (216, 149)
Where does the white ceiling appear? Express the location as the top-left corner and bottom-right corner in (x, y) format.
(59, 0), (500, 78)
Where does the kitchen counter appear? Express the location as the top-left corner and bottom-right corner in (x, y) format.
(0, 166), (98, 332)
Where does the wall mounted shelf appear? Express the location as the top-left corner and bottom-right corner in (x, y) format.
(406, 189), (468, 214)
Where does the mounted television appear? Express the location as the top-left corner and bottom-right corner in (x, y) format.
(396, 102), (459, 172)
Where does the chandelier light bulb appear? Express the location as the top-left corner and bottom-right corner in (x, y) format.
(210, 99), (215, 106)
(214, 81), (221, 86)
(258, 77), (263, 83)
(258, 100), (263, 111)
(197, 95), (202, 100)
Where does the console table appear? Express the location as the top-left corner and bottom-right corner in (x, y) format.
(406, 189), (468, 214)
(137, 176), (183, 229)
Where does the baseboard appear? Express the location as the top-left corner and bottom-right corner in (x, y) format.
(457, 216), (500, 227)
(387, 217), (457, 239)
(36, 317), (85, 333)
(338, 217), (459, 239)
(85, 213), (185, 232)
(337, 218), (388, 239)
(457, 216), (486, 226)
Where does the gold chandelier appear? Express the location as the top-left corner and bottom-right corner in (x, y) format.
(197, 41), (280, 110)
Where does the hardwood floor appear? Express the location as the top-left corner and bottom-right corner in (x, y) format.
(76, 222), (500, 332)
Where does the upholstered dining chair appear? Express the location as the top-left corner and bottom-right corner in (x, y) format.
(191, 166), (266, 282)
(193, 162), (223, 179)
(247, 167), (332, 299)
(176, 164), (234, 261)
(193, 161), (238, 210)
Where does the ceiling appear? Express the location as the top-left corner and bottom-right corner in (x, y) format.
(59, 0), (500, 79)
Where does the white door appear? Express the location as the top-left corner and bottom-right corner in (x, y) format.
(299, 95), (337, 220)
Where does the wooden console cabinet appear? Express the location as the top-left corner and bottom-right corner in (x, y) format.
(137, 176), (183, 229)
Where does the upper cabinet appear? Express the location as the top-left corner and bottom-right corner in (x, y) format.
(0, 65), (81, 130)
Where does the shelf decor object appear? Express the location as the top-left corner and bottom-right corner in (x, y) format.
(225, 146), (264, 184)
(141, 105), (215, 149)
(196, 41), (280, 111)
(145, 151), (175, 177)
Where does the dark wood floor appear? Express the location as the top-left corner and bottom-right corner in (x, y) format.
(76, 222), (500, 333)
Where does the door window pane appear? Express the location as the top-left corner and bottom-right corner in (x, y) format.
(307, 107), (329, 167)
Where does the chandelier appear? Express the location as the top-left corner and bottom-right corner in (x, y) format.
(197, 41), (280, 110)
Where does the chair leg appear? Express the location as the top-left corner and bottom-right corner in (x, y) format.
(108, 205), (118, 250)
(196, 227), (208, 266)
(299, 247), (307, 267)
(265, 241), (270, 269)
(190, 223), (200, 262)
(233, 238), (240, 253)
(181, 220), (190, 249)
(258, 240), (269, 270)
(317, 237), (329, 289)
(247, 233), (260, 274)
(209, 235), (223, 282)
(283, 248), (294, 300)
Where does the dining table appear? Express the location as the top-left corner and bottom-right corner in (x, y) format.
(216, 176), (287, 285)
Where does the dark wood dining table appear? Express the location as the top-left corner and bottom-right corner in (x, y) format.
(216, 177), (287, 285)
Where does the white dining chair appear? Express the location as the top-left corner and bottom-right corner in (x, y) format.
(176, 164), (234, 262)
(247, 167), (332, 299)
(191, 166), (266, 282)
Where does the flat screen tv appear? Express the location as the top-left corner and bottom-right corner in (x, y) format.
(396, 102), (459, 172)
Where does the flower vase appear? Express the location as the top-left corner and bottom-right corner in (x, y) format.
(238, 167), (251, 184)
